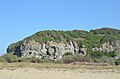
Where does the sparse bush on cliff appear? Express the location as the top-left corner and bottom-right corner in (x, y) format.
(104, 51), (117, 58)
(2, 53), (17, 63)
(90, 51), (103, 59)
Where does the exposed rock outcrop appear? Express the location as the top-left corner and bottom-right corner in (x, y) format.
(10, 40), (87, 60)
(92, 41), (120, 59)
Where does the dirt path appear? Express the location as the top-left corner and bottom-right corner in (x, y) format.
(0, 68), (119, 79)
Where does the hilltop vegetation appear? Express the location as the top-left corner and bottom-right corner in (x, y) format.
(7, 28), (120, 52)
(1, 28), (120, 65)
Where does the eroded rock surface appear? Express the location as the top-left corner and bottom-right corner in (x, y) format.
(92, 41), (120, 59)
(9, 40), (87, 60)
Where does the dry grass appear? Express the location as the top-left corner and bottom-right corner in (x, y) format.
(0, 62), (120, 72)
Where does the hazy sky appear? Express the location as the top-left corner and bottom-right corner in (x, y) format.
(0, 0), (120, 55)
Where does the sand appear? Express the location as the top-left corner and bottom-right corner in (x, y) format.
(0, 67), (119, 79)
(0, 63), (120, 79)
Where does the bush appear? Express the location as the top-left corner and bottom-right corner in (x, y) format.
(100, 35), (117, 43)
(105, 51), (117, 58)
(63, 52), (73, 56)
(0, 56), (5, 62)
(62, 53), (91, 64)
(27, 57), (56, 63)
(17, 57), (30, 62)
(2, 53), (17, 63)
(99, 56), (114, 65)
(90, 51), (102, 59)
(115, 59), (120, 65)
(73, 54), (91, 62)
(62, 55), (74, 64)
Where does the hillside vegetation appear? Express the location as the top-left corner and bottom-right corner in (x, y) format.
(1, 28), (120, 65)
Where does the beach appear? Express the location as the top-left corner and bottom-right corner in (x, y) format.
(0, 63), (119, 79)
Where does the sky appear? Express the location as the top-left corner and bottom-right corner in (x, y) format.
(0, 0), (120, 55)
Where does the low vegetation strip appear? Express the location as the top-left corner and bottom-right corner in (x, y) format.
(0, 63), (120, 73)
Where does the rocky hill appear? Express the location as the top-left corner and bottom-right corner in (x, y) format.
(7, 28), (120, 64)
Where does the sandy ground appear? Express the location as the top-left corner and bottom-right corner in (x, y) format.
(0, 67), (120, 79)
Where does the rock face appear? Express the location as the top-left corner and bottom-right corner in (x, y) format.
(11, 40), (87, 60)
(92, 41), (120, 59)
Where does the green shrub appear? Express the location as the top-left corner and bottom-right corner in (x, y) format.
(62, 55), (74, 64)
(99, 57), (115, 65)
(115, 59), (120, 65)
(63, 52), (73, 56)
(105, 51), (117, 58)
(2, 53), (17, 63)
(27, 57), (55, 63)
(17, 57), (30, 62)
(100, 35), (118, 43)
(62, 53), (91, 64)
(73, 54), (91, 62)
(0, 56), (5, 62)
(41, 58), (56, 63)
(42, 37), (54, 42)
(90, 51), (102, 59)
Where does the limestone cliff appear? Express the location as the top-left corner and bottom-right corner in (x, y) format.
(7, 40), (86, 60)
